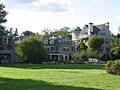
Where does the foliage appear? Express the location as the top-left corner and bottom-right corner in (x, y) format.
(87, 48), (99, 58)
(72, 50), (87, 61)
(41, 28), (50, 38)
(16, 36), (48, 63)
(106, 60), (120, 75)
(87, 35), (104, 52)
(77, 41), (87, 51)
(51, 27), (72, 39)
(0, 64), (120, 90)
(22, 30), (35, 36)
(101, 54), (110, 61)
(111, 38), (120, 59)
(0, 3), (8, 36)
(73, 48), (99, 62)
(74, 26), (81, 31)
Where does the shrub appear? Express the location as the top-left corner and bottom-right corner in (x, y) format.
(106, 60), (120, 75)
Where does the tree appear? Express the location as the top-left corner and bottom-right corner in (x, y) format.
(41, 28), (51, 38)
(77, 41), (87, 51)
(22, 30), (35, 36)
(74, 26), (81, 31)
(0, 3), (8, 45)
(60, 27), (72, 39)
(87, 48), (99, 58)
(88, 35), (104, 52)
(51, 27), (72, 39)
(111, 37), (120, 59)
(0, 3), (8, 36)
(72, 50), (87, 62)
(16, 36), (48, 63)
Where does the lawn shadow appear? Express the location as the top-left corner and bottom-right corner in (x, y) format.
(0, 76), (101, 90)
(0, 63), (105, 70)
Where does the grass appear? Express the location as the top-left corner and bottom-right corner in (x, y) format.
(0, 64), (120, 90)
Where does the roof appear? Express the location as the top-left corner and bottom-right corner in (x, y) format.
(92, 26), (101, 35)
(81, 23), (106, 35)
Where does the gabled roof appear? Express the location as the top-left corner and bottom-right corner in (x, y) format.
(81, 25), (88, 35)
(81, 23), (106, 35)
(92, 26), (101, 35)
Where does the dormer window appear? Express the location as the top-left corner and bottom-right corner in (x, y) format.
(49, 40), (54, 44)
(44, 39), (48, 44)
(0, 37), (8, 44)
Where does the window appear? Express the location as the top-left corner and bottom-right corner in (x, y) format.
(3, 38), (7, 44)
(44, 40), (48, 44)
(105, 39), (110, 44)
(47, 48), (50, 52)
(0, 47), (4, 50)
(0, 37), (3, 42)
(63, 47), (69, 51)
(51, 47), (56, 52)
(49, 40), (54, 44)
(105, 47), (109, 52)
(65, 56), (68, 60)
(72, 47), (75, 51)
(100, 49), (103, 52)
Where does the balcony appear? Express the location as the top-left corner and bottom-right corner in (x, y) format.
(80, 35), (89, 39)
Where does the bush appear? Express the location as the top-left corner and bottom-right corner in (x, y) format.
(106, 60), (120, 75)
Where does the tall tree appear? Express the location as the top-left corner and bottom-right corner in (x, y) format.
(16, 36), (48, 63)
(111, 37), (120, 59)
(22, 30), (35, 36)
(77, 41), (87, 51)
(51, 27), (72, 39)
(41, 28), (51, 38)
(0, 3), (8, 36)
(87, 35), (104, 52)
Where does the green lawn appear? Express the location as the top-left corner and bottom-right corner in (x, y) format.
(0, 64), (120, 90)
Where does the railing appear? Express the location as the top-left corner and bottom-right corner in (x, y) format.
(80, 35), (89, 38)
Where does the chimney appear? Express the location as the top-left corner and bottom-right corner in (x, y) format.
(88, 23), (93, 35)
(105, 22), (109, 31)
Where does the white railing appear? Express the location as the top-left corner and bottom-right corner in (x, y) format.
(80, 35), (89, 38)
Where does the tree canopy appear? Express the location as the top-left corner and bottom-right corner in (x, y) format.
(22, 30), (35, 36)
(16, 36), (48, 63)
(111, 37), (120, 59)
(87, 35), (104, 52)
(0, 3), (8, 36)
(77, 41), (87, 51)
(51, 27), (72, 39)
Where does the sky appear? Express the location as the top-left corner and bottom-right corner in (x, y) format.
(1, 0), (120, 35)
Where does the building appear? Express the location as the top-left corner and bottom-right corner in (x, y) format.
(0, 22), (112, 63)
(0, 36), (16, 63)
(43, 37), (75, 61)
(79, 22), (112, 56)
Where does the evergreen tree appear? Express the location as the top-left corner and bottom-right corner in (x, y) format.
(0, 2), (8, 36)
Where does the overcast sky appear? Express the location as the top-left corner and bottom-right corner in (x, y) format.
(2, 0), (120, 34)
